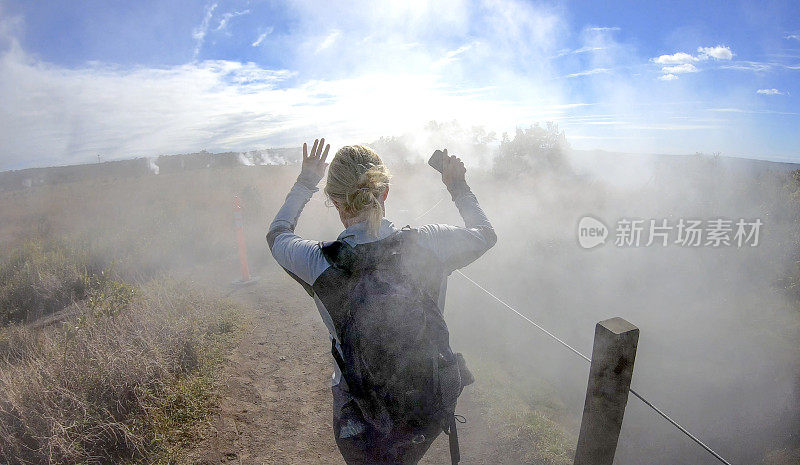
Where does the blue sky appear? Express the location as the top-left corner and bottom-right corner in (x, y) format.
(0, 0), (798, 169)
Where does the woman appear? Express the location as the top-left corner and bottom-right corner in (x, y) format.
(267, 138), (496, 464)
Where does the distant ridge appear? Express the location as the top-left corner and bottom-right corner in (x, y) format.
(1, 148), (797, 193)
(570, 149), (800, 173)
(0, 148), (299, 192)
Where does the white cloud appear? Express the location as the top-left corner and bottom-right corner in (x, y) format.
(661, 63), (698, 74)
(315, 30), (341, 53)
(565, 68), (610, 78)
(0, 42), (584, 168)
(697, 45), (733, 61)
(651, 45), (733, 79)
(216, 9), (251, 32)
(572, 45), (604, 54)
(192, 2), (218, 59)
(785, 34), (800, 41)
(0, 9), (23, 46)
(4, 0), (600, 168)
(432, 42), (477, 67)
(653, 52), (697, 65)
(252, 27), (274, 47)
(756, 88), (784, 95)
(587, 26), (620, 32)
(0, 50), (308, 167)
(192, 4), (253, 55)
(720, 61), (773, 72)
(552, 45), (606, 58)
(709, 107), (798, 115)
(653, 45), (732, 66)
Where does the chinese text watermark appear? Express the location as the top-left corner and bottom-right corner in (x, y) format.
(577, 216), (762, 249)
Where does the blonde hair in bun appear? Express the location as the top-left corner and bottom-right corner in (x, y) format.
(324, 145), (391, 237)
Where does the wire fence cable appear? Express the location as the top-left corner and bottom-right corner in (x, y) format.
(453, 269), (733, 465)
(413, 196), (446, 222)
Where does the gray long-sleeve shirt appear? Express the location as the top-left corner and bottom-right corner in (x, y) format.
(267, 176), (496, 385)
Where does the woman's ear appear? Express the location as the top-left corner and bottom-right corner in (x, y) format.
(381, 186), (389, 202)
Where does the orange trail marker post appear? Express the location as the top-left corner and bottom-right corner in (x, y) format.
(232, 195), (258, 286)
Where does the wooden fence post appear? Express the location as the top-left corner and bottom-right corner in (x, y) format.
(574, 317), (639, 465)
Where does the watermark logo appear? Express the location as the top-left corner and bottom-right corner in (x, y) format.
(577, 216), (609, 249)
(577, 216), (763, 249)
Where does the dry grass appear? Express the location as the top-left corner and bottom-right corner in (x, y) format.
(0, 165), (285, 464)
(0, 236), (107, 325)
(466, 353), (575, 465)
(0, 278), (243, 464)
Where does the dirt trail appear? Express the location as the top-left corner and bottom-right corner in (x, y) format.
(182, 264), (525, 465)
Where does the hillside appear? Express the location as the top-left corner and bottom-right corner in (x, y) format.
(1, 147), (798, 464)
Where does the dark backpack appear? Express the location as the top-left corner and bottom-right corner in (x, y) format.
(319, 228), (473, 441)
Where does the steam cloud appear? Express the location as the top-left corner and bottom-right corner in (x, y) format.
(147, 157), (160, 175)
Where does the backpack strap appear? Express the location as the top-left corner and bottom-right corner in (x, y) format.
(330, 337), (366, 397)
(283, 267), (315, 297)
(448, 415), (461, 464)
(320, 228), (416, 272)
(320, 239), (357, 272)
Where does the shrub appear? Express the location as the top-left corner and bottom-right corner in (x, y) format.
(0, 237), (107, 325)
(492, 122), (570, 179)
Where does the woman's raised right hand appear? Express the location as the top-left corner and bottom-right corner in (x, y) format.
(298, 138), (330, 186)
